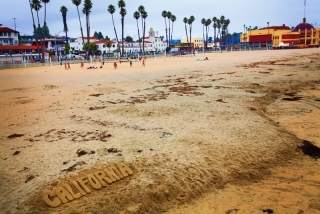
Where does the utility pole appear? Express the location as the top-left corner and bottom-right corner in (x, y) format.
(12, 18), (17, 31)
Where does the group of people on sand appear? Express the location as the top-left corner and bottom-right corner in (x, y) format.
(75, 57), (147, 70)
(64, 63), (71, 70)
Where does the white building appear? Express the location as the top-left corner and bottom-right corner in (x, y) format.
(70, 28), (167, 55)
(0, 27), (19, 45)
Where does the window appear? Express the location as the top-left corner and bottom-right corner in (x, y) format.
(14, 33), (18, 36)
(0, 32), (3, 36)
(3, 39), (8, 43)
(4, 32), (7, 36)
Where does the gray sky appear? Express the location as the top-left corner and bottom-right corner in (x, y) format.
(1, 0), (319, 40)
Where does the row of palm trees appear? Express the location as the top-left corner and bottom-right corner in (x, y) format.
(133, 6), (148, 54)
(161, 11), (176, 47)
(182, 16), (195, 50)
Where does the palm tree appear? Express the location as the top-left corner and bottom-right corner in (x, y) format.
(188, 16), (195, 51)
(138, 5), (145, 52)
(224, 19), (230, 45)
(42, 0), (50, 61)
(217, 19), (221, 42)
(31, 0), (42, 59)
(71, 0), (85, 45)
(170, 15), (176, 45)
(201, 18), (206, 48)
(220, 16), (225, 42)
(212, 16), (217, 42)
(82, 0), (93, 56)
(162, 10), (168, 47)
(205, 19), (211, 49)
(60, 6), (69, 54)
(28, 0), (40, 57)
(166, 11), (172, 46)
(133, 11), (142, 52)
(108, 4), (120, 55)
(141, 10), (148, 55)
(183, 17), (189, 46)
(118, 0), (126, 56)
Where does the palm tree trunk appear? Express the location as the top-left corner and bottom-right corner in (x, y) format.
(141, 16), (144, 52)
(136, 19), (142, 52)
(65, 31), (68, 54)
(36, 11), (42, 59)
(189, 25), (192, 52)
(185, 23), (189, 44)
(165, 19), (168, 47)
(28, 0), (40, 58)
(142, 18), (146, 55)
(111, 14), (120, 56)
(42, 3), (47, 62)
(121, 16), (124, 56)
(202, 25), (205, 49)
(86, 14), (90, 56)
(171, 22), (174, 45)
(168, 20), (171, 46)
(206, 26), (208, 49)
(76, 6), (85, 45)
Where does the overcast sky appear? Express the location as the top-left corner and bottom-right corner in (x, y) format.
(1, 0), (319, 40)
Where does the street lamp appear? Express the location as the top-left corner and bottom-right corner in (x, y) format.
(267, 22), (270, 49)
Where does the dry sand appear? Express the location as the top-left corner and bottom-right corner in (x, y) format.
(0, 49), (319, 214)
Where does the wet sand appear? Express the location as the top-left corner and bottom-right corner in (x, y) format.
(0, 49), (319, 214)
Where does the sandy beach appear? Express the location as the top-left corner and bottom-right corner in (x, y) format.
(0, 48), (319, 214)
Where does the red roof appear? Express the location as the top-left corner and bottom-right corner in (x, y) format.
(0, 27), (19, 33)
(293, 23), (314, 32)
(260, 24), (291, 31)
(0, 45), (38, 50)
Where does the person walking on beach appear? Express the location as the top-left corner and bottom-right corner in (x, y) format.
(64, 63), (67, 70)
(142, 58), (146, 67)
(130, 61), (132, 67)
(114, 62), (117, 69)
(81, 61), (84, 68)
(67, 63), (71, 70)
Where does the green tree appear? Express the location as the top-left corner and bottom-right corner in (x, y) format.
(82, 0), (93, 55)
(28, 0), (40, 54)
(98, 32), (103, 39)
(64, 41), (70, 54)
(103, 40), (112, 53)
(108, 4), (120, 55)
(118, 0), (126, 56)
(125, 36), (133, 42)
(94, 31), (99, 38)
(133, 11), (142, 52)
(60, 6), (69, 54)
(83, 42), (97, 52)
(162, 11), (168, 47)
(105, 35), (110, 40)
(72, 0), (85, 45)
(183, 17), (189, 45)
(160, 35), (164, 41)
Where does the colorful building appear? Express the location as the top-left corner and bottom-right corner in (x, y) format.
(241, 18), (320, 48)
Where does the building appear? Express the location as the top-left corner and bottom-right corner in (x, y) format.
(69, 28), (167, 55)
(241, 18), (320, 48)
(0, 27), (19, 45)
(181, 37), (204, 49)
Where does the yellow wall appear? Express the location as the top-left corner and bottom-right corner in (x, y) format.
(181, 37), (204, 48)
